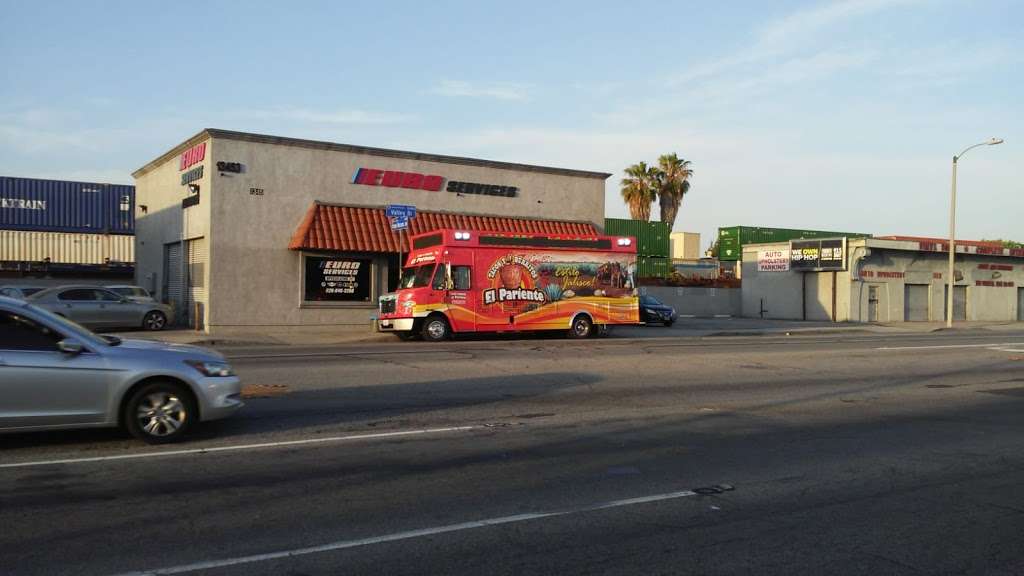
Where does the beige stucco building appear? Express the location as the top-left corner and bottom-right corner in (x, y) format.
(132, 129), (610, 331)
(741, 237), (1024, 322)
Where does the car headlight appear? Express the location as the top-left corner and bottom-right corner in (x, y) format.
(186, 360), (235, 377)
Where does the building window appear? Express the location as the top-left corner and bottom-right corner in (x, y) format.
(303, 255), (373, 303)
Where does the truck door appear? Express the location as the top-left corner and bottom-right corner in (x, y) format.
(442, 263), (476, 332)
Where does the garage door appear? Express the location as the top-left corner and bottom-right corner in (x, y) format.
(185, 237), (207, 329)
(163, 242), (183, 316)
(1019, 288), (1024, 322)
(944, 285), (967, 321)
(904, 284), (930, 322)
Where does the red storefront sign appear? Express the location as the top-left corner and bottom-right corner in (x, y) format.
(180, 143), (207, 171)
(352, 168), (444, 192)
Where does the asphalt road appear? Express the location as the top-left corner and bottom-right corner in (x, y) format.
(2, 330), (1024, 575)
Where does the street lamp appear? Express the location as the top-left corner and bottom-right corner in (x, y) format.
(947, 137), (1004, 327)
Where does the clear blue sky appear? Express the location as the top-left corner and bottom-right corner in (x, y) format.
(1, 0), (1020, 249)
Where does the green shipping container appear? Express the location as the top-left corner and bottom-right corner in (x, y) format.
(717, 226), (871, 261)
(604, 218), (670, 257)
(636, 255), (670, 279)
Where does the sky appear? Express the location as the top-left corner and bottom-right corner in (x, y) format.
(1, 0), (1020, 251)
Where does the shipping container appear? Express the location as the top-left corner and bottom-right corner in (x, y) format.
(671, 259), (720, 281)
(0, 230), (134, 265)
(604, 218), (670, 257)
(717, 226), (870, 261)
(636, 255), (670, 279)
(0, 176), (135, 235)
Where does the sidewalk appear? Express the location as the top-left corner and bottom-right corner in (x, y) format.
(114, 318), (1024, 348)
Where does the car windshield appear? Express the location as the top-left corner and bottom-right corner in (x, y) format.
(400, 264), (436, 289)
(641, 295), (663, 306)
(22, 301), (110, 348)
(21, 287), (44, 296)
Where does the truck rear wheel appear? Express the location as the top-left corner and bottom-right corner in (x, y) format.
(568, 315), (593, 339)
(421, 316), (451, 342)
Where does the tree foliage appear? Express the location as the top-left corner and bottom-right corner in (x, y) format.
(619, 154), (693, 226)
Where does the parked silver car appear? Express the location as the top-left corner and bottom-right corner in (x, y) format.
(0, 295), (242, 443)
(0, 285), (46, 300)
(27, 285), (173, 331)
(106, 284), (157, 303)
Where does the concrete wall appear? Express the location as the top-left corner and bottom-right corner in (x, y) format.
(640, 286), (741, 317)
(740, 243), (804, 319)
(134, 135), (213, 326)
(136, 133), (607, 330)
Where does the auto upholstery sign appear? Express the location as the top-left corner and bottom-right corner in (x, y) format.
(758, 249), (791, 272)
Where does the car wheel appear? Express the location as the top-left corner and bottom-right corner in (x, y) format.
(143, 310), (167, 331)
(568, 315), (593, 339)
(664, 319), (675, 327)
(124, 381), (196, 444)
(421, 316), (451, 342)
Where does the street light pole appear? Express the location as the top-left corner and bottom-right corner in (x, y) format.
(946, 138), (1004, 328)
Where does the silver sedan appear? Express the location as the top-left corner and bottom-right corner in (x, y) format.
(0, 295), (242, 443)
(27, 285), (174, 331)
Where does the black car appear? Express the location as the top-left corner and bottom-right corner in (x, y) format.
(640, 295), (677, 326)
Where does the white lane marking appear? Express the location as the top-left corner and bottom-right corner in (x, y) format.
(109, 489), (700, 576)
(876, 342), (1024, 351)
(0, 427), (476, 470)
(989, 347), (1024, 353)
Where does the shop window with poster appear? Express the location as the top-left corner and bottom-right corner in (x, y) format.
(303, 255), (374, 304)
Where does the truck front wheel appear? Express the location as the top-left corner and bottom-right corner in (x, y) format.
(421, 316), (451, 342)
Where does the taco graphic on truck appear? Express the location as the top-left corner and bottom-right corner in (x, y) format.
(377, 229), (640, 341)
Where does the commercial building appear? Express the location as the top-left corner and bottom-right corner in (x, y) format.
(132, 129), (610, 330)
(742, 236), (1024, 322)
(670, 232), (701, 260)
(0, 176), (135, 286)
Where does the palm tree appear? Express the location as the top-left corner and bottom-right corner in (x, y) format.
(654, 153), (693, 228)
(620, 162), (657, 221)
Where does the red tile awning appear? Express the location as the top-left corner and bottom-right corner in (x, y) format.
(289, 203), (599, 253)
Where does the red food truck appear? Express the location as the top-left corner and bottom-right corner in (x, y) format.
(377, 229), (641, 340)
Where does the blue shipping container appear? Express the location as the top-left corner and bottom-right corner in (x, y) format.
(0, 176), (135, 235)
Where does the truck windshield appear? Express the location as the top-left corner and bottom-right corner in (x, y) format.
(400, 264), (436, 288)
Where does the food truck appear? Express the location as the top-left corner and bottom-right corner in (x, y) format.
(377, 229), (640, 340)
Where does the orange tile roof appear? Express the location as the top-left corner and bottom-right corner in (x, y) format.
(289, 204), (598, 252)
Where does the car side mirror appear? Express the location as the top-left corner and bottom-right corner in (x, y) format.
(57, 339), (85, 355)
(120, 297), (130, 304)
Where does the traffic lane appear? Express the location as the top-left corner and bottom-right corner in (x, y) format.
(3, 393), (1022, 575)
(218, 329), (1024, 359)
(2, 335), (1021, 463)
(201, 467), (1024, 576)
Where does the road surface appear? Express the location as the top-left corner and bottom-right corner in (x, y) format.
(2, 330), (1023, 575)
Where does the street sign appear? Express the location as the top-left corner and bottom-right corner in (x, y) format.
(386, 204), (416, 219)
(390, 216), (408, 231)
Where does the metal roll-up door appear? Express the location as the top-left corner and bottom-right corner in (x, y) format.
(904, 284), (930, 321)
(164, 242), (183, 316)
(944, 285), (967, 321)
(186, 237), (207, 328)
(1018, 288), (1023, 321)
